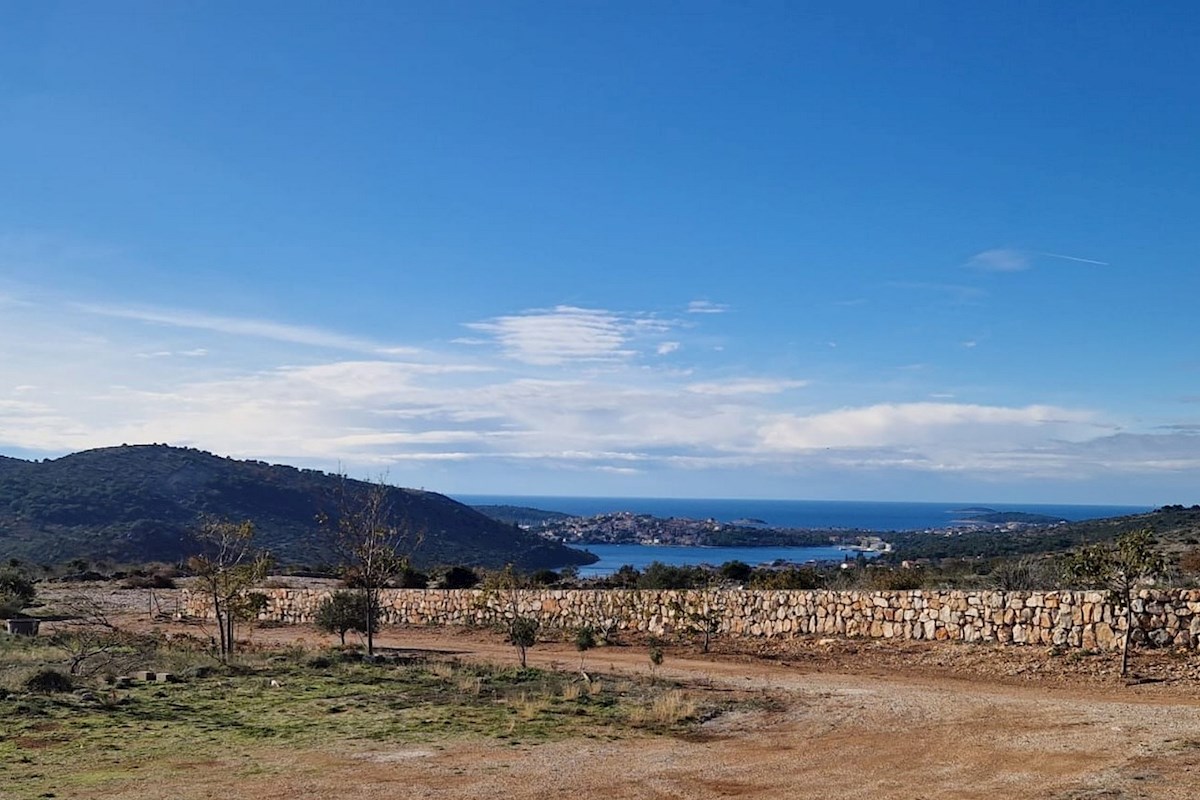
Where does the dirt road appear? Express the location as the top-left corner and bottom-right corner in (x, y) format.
(185, 624), (1200, 800)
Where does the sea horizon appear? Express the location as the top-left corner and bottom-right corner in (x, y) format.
(454, 494), (1154, 532)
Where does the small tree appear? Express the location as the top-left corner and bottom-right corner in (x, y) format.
(325, 475), (421, 656)
(315, 590), (377, 646)
(187, 518), (272, 662)
(0, 569), (36, 617)
(648, 638), (664, 680)
(671, 578), (726, 653)
(574, 626), (596, 674)
(483, 564), (539, 667)
(50, 595), (145, 676)
(509, 617), (538, 668)
(441, 565), (480, 589)
(1063, 528), (1168, 677)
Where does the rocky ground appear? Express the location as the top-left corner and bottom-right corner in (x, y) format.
(29, 584), (1200, 799)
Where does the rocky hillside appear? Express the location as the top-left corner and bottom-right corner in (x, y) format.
(884, 505), (1200, 562)
(0, 445), (595, 570)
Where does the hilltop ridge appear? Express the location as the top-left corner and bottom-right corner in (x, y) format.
(0, 444), (595, 569)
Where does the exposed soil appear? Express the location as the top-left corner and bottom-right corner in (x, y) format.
(33, 586), (1200, 798)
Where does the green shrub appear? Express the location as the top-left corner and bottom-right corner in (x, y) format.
(0, 569), (35, 617)
(719, 560), (753, 583)
(870, 568), (925, 591)
(637, 562), (704, 590)
(750, 567), (823, 590)
(24, 669), (74, 694)
(314, 590), (376, 646)
(441, 566), (480, 589)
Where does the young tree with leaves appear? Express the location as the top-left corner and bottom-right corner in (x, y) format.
(315, 590), (376, 646)
(1063, 528), (1168, 677)
(574, 626), (596, 675)
(326, 475), (420, 656)
(482, 564), (541, 667)
(187, 518), (272, 662)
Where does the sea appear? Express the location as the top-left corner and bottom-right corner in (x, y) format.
(453, 495), (1153, 576)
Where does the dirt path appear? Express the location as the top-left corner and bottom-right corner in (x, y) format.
(61, 597), (1200, 800)
(161, 624), (1197, 800)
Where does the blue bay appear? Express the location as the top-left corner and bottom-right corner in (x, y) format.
(455, 496), (1154, 574)
(568, 542), (863, 578)
(456, 495), (1151, 531)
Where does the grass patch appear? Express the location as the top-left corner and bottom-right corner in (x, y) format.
(0, 634), (716, 799)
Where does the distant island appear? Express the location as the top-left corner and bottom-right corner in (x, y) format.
(951, 507), (1067, 526)
(471, 508), (890, 552)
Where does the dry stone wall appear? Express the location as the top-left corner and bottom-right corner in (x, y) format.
(179, 588), (1200, 651)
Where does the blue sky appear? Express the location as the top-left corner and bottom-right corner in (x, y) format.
(1, 3), (1198, 504)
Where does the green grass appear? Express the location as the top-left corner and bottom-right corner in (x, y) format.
(0, 635), (707, 799)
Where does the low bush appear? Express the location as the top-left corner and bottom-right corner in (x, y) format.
(23, 668), (74, 694)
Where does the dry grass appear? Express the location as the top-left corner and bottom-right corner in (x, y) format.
(457, 674), (484, 696)
(629, 689), (698, 727)
(427, 661), (455, 680)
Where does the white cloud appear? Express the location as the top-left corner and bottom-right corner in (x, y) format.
(686, 379), (808, 396)
(966, 248), (1031, 272)
(74, 302), (417, 356)
(656, 341), (680, 356)
(758, 402), (1096, 452)
(3, 292), (1197, 493)
(966, 248), (1110, 272)
(687, 300), (728, 314)
(463, 305), (675, 366)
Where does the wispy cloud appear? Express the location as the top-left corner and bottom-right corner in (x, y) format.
(463, 305), (674, 366)
(686, 379), (808, 396)
(687, 300), (729, 314)
(965, 248), (1031, 272)
(966, 248), (1109, 271)
(74, 302), (416, 356)
(3, 292), (1196, 493)
(757, 402), (1095, 452)
(656, 341), (681, 356)
(1038, 251), (1110, 266)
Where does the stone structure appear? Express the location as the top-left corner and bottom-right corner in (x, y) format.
(179, 587), (1200, 651)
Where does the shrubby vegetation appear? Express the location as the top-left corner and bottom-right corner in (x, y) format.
(0, 444), (594, 570)
(315, 590), (377, 645)
(0, 568), (36, 617)
(0, 625), (708, 799)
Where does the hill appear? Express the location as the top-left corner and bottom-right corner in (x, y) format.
(0, 445), (595, 570)
(884, 505), (1200, 562)
(470, 505), (575, 527)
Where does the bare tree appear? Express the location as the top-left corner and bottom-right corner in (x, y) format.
(187, 518), (272, 662)
(1063, 528), (1168, 677)
(51, 595), (149, 676)
(325, 475), (420, 656)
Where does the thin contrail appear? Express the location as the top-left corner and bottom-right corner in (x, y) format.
(1038, 251), (1110, 266)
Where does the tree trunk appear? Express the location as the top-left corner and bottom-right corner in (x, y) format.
(224, 612), (235, 661)
(213, 594), (228, 662)
(1121, 603), (1133, 677)
(365, 589), (376, 656)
